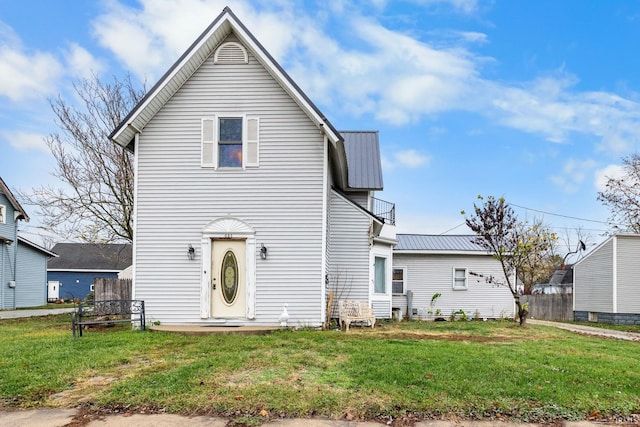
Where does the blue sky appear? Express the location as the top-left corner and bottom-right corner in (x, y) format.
(2, 0), (640, 255)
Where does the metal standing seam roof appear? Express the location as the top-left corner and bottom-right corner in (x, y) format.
(395, 234), (488, 252)
(48, 243), (132, 271)
(340, 131), (383, 190)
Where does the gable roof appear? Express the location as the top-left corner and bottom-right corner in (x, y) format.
(395, 234), (489, 254)
(341, 131), (383, 190)
(17, 237), (58, 258)
(0, 176), (29, 221)
(110, 7), (343, 147)
(48, 243), (132, 271)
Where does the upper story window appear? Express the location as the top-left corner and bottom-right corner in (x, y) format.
(202, 115), (259, 169)
(0, 205), (5, 224)
(452, 268), (468, 290)
(219, 118), (243, 167)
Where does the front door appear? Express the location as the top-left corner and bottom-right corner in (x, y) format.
(211, 239), (246, 318)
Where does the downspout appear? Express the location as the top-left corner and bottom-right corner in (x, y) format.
(612, 236), (617, 314)
(12, 219), (18, 309)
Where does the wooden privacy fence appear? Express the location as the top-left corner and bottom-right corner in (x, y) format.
(521, 294), (573, 321)
(94, 278), (132, 301)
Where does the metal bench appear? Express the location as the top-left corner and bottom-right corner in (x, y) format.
(338, 300), (375, 331)
(72, 299), (145, 338)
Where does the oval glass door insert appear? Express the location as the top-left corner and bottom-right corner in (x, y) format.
(221, 250), (239, 304)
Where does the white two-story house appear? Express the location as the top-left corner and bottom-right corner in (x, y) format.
(110, 7), (396, 327)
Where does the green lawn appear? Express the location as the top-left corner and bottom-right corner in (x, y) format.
(0, 315), (638, 423)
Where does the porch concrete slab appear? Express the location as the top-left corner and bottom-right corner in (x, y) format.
(0, 408), (76, 427)
(150, 324), (281, 336)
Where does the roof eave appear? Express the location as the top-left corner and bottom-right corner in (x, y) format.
(0, 176), (29, 222)
(110, 7), (342, 149)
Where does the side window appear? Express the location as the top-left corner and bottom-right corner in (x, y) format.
(201, 116), (259, 169)
(0, 205), (5, 224)
(374, 256), (387, 294)
(392, 267), (405, 294)
(453, 268), (468, 290)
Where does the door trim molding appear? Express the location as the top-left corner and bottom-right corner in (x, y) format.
(200, 216), (256, 319)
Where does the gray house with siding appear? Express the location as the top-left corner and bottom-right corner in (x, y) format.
(110, 7), (396, 327)
(574, 234), (640, 325)
(0, 177), (57, 309)
(392, 234), (515, 320)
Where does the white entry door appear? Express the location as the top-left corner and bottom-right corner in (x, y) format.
(211, 239), (246, 318)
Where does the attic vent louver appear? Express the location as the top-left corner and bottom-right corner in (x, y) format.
(214, 42), (248, 64)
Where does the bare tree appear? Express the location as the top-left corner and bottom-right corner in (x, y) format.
(597, 153), (640, 233)
(20, 74), (144, 243)
(463, 196), (557, 325)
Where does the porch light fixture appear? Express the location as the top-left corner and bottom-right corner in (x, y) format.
(187, 244), (196, 260)
(260, 243), (268, 260)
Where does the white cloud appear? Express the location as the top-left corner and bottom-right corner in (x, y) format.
(65, 43), (105, 79)
(89, 1), (640, 155)
(594, 164), (626, 192)
(0, 22), (63, 101)
(550, 158), (598, 194)
(1, 131), (48, 152)
(383, 149), (431, 170)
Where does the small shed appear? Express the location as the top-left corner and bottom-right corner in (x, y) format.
(574, 234), (640, 325)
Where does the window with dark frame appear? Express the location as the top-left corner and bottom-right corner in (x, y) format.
(218, 117), (243, 167)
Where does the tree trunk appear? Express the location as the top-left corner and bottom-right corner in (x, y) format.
(515, 296), (529, 326)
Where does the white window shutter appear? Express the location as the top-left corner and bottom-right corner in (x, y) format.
(201, 117), (216, 168)
(245, 117), (259, 167)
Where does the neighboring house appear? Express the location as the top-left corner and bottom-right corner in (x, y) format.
(392, 234), (515, 320)
(531, 265), (573, 294)
(109, 7), (396, 326)
(47, 243), (132, 301)
(0, 177), (57, 309)
(574, 234), (640, 325)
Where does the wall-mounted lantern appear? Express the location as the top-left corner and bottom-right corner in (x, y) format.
(187, 244), (196, 260)
(260, 243), (268, 260)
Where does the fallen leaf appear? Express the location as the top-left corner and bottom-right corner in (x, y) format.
(259, 409), (268, 417)
(235, 395), (244, 400)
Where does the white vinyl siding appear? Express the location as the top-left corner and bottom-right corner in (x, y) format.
(327, 191), (371, 307)
(134, 35), (325, 325)
(616, 236), (640, 313)
(574, 238), (614, 313)
(394, 253), (514, 319)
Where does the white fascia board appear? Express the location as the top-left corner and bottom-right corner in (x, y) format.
(111, 16), (232, 147)
(373, 236), (398, 246)
(574, 234), (615, 267)
(228, 17), (341, 144)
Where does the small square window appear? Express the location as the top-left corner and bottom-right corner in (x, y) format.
(453, 268), (468, 290)
(392, 267), (405, 294)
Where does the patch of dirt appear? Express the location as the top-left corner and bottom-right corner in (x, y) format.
(368, 329), (523, 343)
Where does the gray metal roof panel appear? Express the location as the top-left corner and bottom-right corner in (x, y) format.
(340, 131), (383, 190)
(395, 234), (487, 252)
(48, 243), (132, 271)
